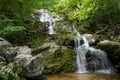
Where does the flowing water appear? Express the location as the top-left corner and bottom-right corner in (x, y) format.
(32, 9), (55, 34)
(73, 24), (116, 74)
(45, 25), (119, 80)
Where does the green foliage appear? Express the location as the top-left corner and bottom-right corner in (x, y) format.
(54, 0), (98, 22)
(53, 0), (119, 31)
(0, 15), (13, 30)
(0, 64), (20, 80)
(0, 26), (26, 45)
(5, 66), (20, 80)
(43, 47), (73, 74)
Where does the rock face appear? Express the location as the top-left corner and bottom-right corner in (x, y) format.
(13, 46), (44, 78)
(0, 37), (43, 79)
(35, 42), (74, 74)
(0, 37), (12, 53)
(83, 34), (95, 45)
(32, 42), (57, 55)
(97, 40), (120, 72)
(22, 54), (43, 78)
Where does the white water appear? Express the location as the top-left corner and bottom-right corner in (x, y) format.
(73, 24), (89, 73)
(32, 9), (55, 34)
(73, 24), (116, 74)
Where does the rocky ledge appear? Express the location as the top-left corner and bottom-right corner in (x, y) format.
(0, 37), (43, 80)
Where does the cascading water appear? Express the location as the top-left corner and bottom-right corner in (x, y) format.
(32, 9), (55, 34)
(73, 24), (116, 74)
(73, 24), (89, 73)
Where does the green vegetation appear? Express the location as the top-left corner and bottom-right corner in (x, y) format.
(0, 0), (119, 45)
(53, 0), (120, 32)
(42, 47), (73, 74)
(0, 0), (120, 78)
(0, 63), (20, 80)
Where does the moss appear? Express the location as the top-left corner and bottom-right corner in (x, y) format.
(42, 47), (73, 74)
(27, 33), (49, 48)
(49, 34), (74, 47)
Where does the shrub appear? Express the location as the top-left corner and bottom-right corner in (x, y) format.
(0, 26), (26, 45)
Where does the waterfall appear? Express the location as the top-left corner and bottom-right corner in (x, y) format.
(47, 20), (55, 34)
(73, 24), (89, 73)
(32, 9), (55, 34)
(73, 24), (116, 74)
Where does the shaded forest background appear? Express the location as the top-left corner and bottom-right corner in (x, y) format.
(0, 0), (120, 46)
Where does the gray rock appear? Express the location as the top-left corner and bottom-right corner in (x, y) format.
(0, 56), (6, 69)
(23, 54), (43, 78)
(0, 37), (12, 57)
(32, 42), (59, 55)
(13, 53), (43, 78)
(0, 37), (44, 79)
(3, 47), (18, 63)
(0, 37), (17, 62)
(13, 54), (32, 75)
(17, 46), (31, 55)
(97, 40), (120, 48)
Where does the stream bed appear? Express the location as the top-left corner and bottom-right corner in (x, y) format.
(45, 73), (120, 80)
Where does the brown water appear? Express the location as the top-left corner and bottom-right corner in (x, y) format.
(45, 73), (120, 80)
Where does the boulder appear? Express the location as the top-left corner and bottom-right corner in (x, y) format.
(97, 40), (120, 49)
(97, 40), (120, 72)
(0, 37), (12, 57)
(3, 47), (18, 63)
(13, 54), (32, 75)
(0, 37), (17, 63)
(13, 46), (43, 78)
(0, 37), (44, 79)
(23, 54), (43, 78)
(32, 42), (59, 55)
(16, 46), (31, 55)
(42, 45), (74, 74)
(13, 54), (43, 78)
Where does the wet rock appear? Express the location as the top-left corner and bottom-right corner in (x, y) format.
(64, 37), (74, 47)
(83, 34), (95, 45)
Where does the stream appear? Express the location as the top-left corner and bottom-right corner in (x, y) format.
(45, 73), (120, 80)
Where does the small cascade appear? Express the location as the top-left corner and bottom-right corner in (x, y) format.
(32, 9), (55, 34)
(73, 24), (116, 74)
(73, 24), (88, 73)
(87, 47), (116, 73)
(47, 20), (55, 34)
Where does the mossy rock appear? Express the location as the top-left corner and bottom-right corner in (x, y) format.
(46, 34), (74, 47)
(42, 46), (74, 74)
